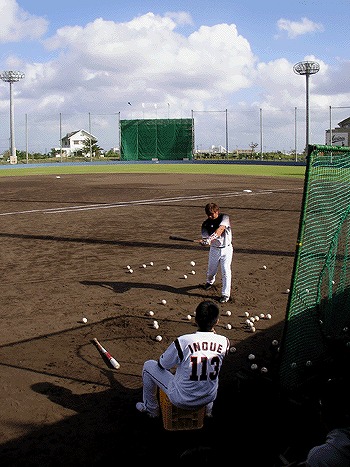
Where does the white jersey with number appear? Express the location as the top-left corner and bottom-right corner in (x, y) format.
(158, 331), (230, 409)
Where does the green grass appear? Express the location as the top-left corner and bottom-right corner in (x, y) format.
(0, 162), (306, 178)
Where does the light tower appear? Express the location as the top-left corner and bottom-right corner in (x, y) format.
(293, 61), (320, 155)
(0, 70), (25, 164)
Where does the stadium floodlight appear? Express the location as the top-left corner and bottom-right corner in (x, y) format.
(0, 70), (25, 164)
(293, 61), (320, 154)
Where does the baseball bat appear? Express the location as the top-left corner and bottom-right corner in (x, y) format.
(169, 235), (200, 243)
(92, 337), (120, 369)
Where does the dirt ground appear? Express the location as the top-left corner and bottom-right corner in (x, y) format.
(0, 171), (323, 466)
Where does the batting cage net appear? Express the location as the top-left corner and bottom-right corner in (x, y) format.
(120, 118), (193, 160)
(278, 144), (350, 393)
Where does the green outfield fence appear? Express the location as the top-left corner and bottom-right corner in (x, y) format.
(120, 118), (193, 160)
(278, 144), (350, 393)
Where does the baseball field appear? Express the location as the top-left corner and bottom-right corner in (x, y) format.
(0, 165), (321, 465)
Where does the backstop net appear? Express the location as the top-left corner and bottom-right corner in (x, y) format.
(278, 144), (350, 393)
(120, 118), (193, 160)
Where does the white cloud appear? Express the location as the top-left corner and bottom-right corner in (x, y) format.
(0, 0), (48, 43)
(277, 17), (324, 38)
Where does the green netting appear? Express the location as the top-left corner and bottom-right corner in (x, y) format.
(120, 118), (193, 160)
(278, 144), (350, 392)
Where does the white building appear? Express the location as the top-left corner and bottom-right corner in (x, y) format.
(59, 129), (97, 156)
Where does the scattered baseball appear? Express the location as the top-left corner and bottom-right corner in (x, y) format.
(190, 261), (196, 266)
(262, 265), (267, 269)
(225, 310), (232, 316)
(155, 335), (162, 342)
(142, 264), (147, 268)
(82, 317), (88, 323)
(248, 353), (255, 360)
(148, 310), (154, 316)
(266, 313), (272, 319)
(161, 299), (167, 305)
(126, 265), (131, 269)
(286, 288), (290, 293)
(56, 175), (61, 179)
(166, 266), (170, 270)
(331, 280), (335, 285)
(251, 363), (258, 370)
(225, 323), (232, 330)
(149, 261), (154, 266)
(244, 311), (250, 317)
(272, 339), (279, 346)
(229, 346), (237, 353)
(191, 270), (196, 275)
(259, 313), (265, 319)
(261, 367), (268, 373)
(153, 323), (159, 330)
(306, 360), (312, 367)
(129, 268), (133, 273)
(183, 274), (188, 279)
(254, 315), (259, 321)
(186, 315), (192, 320)
(250, 326), (256, 332)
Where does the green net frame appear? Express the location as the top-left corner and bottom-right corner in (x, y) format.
(120, 118), (193, 160)
(278, 144), (350, 393)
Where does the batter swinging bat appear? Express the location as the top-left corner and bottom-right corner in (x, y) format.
(169, 235), (200, 243)
(92, 337), (120, 369)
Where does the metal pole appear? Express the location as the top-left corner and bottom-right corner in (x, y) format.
(329, 105), (332, 146)
(294, 107), (297, 162)
(305, 73), (310, 151)
(89, 112), (92, 161)
(25, 113), (28, 164)
(225, 109), (228, 157)
(260, 108), (263, 160)
(59, 112), (63, 162)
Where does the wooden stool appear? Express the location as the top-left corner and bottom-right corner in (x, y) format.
(159, 389), (205, 431)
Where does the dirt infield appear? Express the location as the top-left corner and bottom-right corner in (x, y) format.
(0, 172), (320, 465)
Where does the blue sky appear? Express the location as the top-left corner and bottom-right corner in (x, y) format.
(0, 0), (349, 153)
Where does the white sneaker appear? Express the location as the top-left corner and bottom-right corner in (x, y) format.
(136, 402), (159, 418)
(220, 295), (230, 303)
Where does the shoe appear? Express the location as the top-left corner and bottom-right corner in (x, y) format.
(219, 296), (230, 303)
(204, 283), (212, 290)
(136, 402), (159, 418)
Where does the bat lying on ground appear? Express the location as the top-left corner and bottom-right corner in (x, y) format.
(169, 235), (201, 243)
(92, 337), (120, 369)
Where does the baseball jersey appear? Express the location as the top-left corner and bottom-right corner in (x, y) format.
(158, 331), (230, 408)
(201, 213), (232, 248)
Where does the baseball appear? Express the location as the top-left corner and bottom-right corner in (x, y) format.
(129, 268), (133, 273)
(183, 274), (188, 279)
(250, 326), (256, 332)
(161, 299), (167, 305)
(262, 265), (267, 269)
(266, 313), (272, 319)
(82, 317), (88, 323)
(286, 288), (290, 293)
(153, 320), (158, 326)
(142, 264), (147, 268)
(248, 353), (255, 360)
(155, 335), (162, 342)
(126, 265), (131, 269)
(190, 261), (196, 266)
(229, 346), (237, 353)
(166, 265), (170, 270)
(251, 363), (258, 370)
(261, 367), (268, 373)
(148, 310), (154, 316)
(225, 310), (232, 316)
(272, 339), (279, 346)
(56, 175), (61, 179)
(149, 261), (154, 266)
(244, 311), (250, 317)
(225, 323), (232, 330)
(153, 323), (159, 330)
(186, 315), (192, 320)
(259, 313), (265, 319)
(191, 270), (196, 275)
